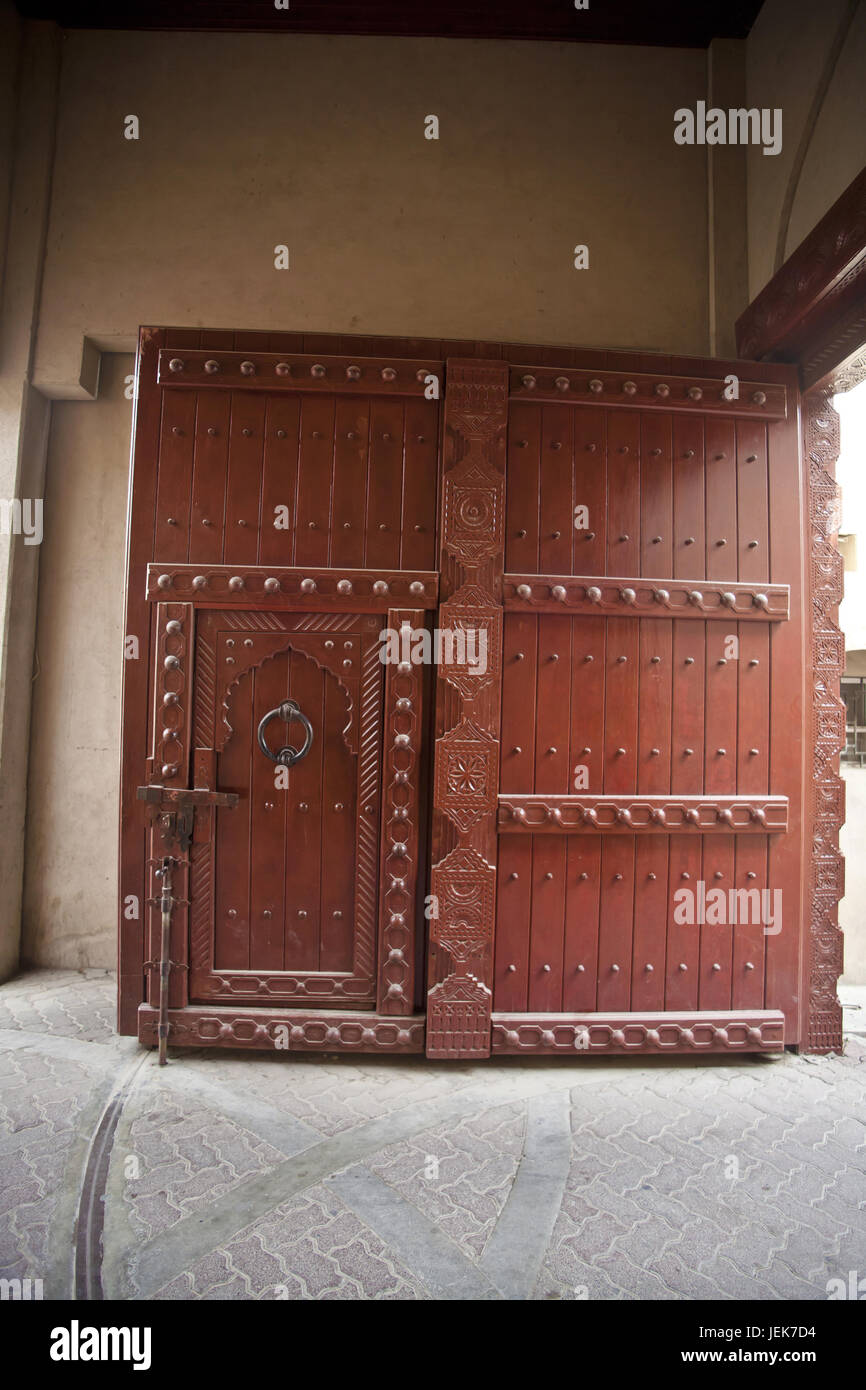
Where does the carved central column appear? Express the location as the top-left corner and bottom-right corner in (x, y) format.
(427, 361), (509, 1058)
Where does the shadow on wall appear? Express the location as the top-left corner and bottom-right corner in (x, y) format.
(21, 353), (134, 971)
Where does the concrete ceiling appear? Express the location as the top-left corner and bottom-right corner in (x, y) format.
(14, 1), (765, 49)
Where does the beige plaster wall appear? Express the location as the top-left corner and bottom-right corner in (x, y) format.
(22, 29), (717, 967)
(33, 30), (710, 399)
(745, 0), (866, 299)
(19, 18), (865, 972)
(22, 354), (133, 968)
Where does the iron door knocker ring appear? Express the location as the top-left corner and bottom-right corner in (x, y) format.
(257, 699), (314, 767)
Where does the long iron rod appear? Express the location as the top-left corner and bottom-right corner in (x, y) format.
(157, 857), (174, 1066)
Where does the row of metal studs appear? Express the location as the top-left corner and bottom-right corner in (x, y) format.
(514, 582), (771, 609)
(518, 373), (768, 406)
(156, 572), (428, 595)
(168, 357), (431, 383)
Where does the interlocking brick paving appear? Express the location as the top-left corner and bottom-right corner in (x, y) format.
(1, 969), (864, 1301)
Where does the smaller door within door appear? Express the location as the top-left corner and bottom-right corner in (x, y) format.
(188, 611), (385, 1006)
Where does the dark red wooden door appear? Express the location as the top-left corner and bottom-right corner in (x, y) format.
(488, 361), (801, 1054)
(188, 610), (385, 1006)
(121, 331), (440, 1045)
(121, 330), (811, 1060)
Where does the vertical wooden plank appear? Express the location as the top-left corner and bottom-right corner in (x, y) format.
(505, 402), (540, 575)
(571, 406), (607, 576)
(294, 396), (335, 569)
(632, 409), (674, 1009)
(321, 657), (358, 976)
(733, 414), (773, 1008)
(631, 620), (672, 1010)
(154, 390), (196, 561)
(563, 609), (604, 1010)
(666, 619), (704, 1010)
(248, 645), (288, 972)
(673, 415), (706, 580)
(597, 615), (638, 1011)
(563, 837), (602, 1009)
(736, 419), (769, 585)
(365, 400), (404, 571)
(539, 405), (573, 576)
(190, 391), (230, 565)
(213, 669), (253, 972)
(224, 393), (265, 566)
(494, 612), (537, 1011)
(665, 410), (707, 1012)
(282, 648), (325, 971)
(528, 616), (570, 1010)
(329, 397), (370, 571)
(606, 410), (641, 576)
(401, 399), (438, 571)
(766, 400), (807, 1042)
(700, 417), (738, 1009)
(640, 412), (673, 577)
(259, 395), (300, 567)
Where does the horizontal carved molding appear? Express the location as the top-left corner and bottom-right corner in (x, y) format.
(147, 563), (439, 608)
(504, 574), (790, 621)
(508, 366), (787, 419)
(191, 971), (375, 1002)
(157, 349), (442, 396)
(138, 1003), (425, 1052)
(497, 794), (789, 833)
(491, 1011), (786, 1054)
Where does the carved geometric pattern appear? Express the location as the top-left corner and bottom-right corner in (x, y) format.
(509, 366), (788, 420)
(440, 584), (502, 697)
(435, 718), (498, 832)
(216, 633), (357, 756)
(148, 563), (438, 608)
(427, 976), (492, 1059)
(139, 1005), (425, 1052)
(442, 461), (503, 565)
(377, 610), (423, 1014)
(446, 366), (509, 433)
(805, 389), (845, 1053)
(157, 348), (442, 399)
(498, 795), (789, 834)
(430, 846), (496, 964)
(505, 574), (790, 621)
(491, 1012), (786, 1054)
(428, 359), (509, 1060)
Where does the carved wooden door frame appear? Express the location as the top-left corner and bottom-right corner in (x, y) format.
(736, 166), (866, 1054)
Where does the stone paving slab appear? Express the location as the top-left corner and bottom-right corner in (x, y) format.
(1, 969), (864, 1302)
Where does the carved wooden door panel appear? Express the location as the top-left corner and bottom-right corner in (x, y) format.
(187, 610), (385, 1006)
(490, 360), (802, 1056)
(120, 329), (439, 1048)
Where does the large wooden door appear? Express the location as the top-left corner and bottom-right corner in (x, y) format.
(120, 331), (439, 1049)
(426, 353), (806, 1059)
(120, 330), (819, 1059)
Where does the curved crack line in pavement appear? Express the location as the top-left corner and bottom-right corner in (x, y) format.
(74, 1050), (151, 1301)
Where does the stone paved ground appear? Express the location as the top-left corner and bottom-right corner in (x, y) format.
(1, 969), (864, 1301)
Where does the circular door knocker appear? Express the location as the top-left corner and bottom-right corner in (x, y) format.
(257, 699), (313, 768)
